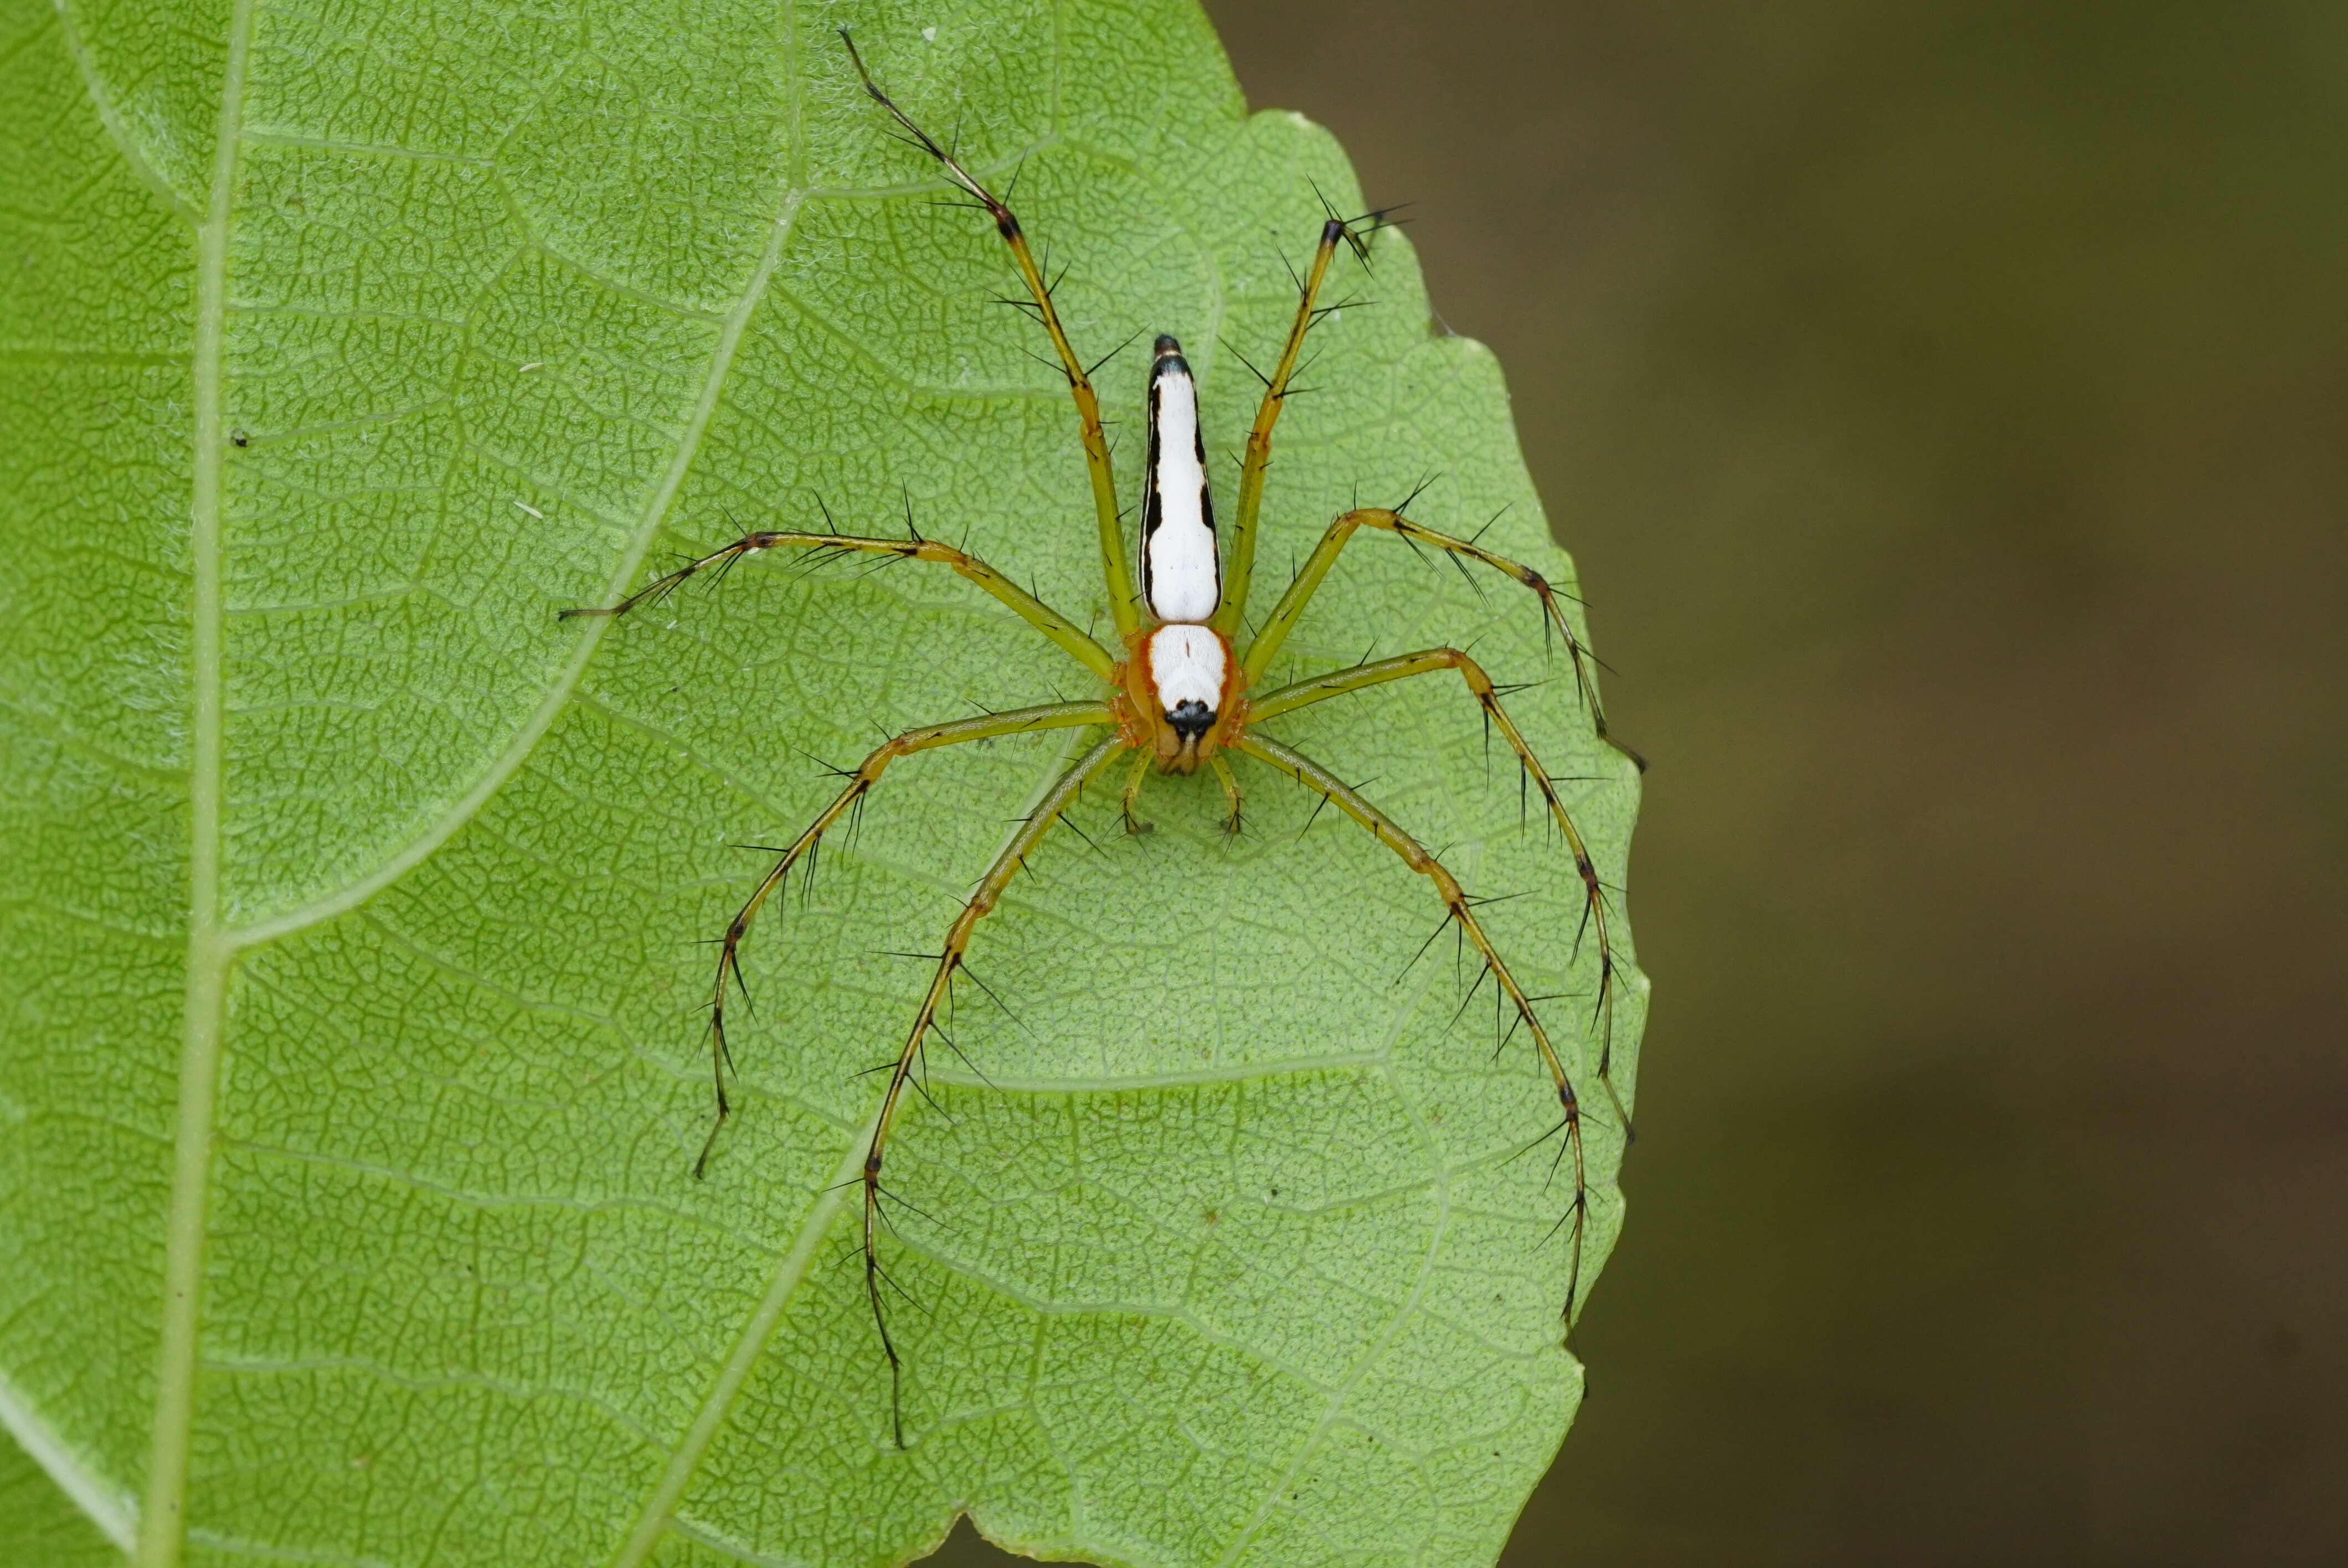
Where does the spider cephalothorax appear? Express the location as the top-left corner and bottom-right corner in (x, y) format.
(564, 29), (1642, 1448)
(1120, 617), (1247, 775)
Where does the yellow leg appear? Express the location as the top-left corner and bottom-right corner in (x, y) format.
(1239, 508), (1642, 768)
(1209, 753), (1244, 835)
(561, 525), (1117, 682)
(841, 31), (1141, 639)
(859, 734), (1130, 1445)
(692, 703), (1113, 1178)
(1120, 747), (1154, 834)
(1253, 648), (1633, 1131)
(1235, 729), (1598, 1325)
(1212, 214), (1354, 640)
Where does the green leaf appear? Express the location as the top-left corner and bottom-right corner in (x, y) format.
(0, 1422), (128, 1566)
(0, 0), (1644, 1564)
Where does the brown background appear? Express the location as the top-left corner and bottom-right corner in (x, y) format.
(939, 2), (2348, 1562)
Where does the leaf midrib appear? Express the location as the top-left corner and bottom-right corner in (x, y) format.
(133, 0), (254, 1556)
(125, 4), (833, 1559)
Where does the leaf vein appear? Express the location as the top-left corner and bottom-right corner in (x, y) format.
(227, 192), (811, 952)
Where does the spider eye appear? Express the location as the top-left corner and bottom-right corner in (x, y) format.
(1166, 698), (1214, 740)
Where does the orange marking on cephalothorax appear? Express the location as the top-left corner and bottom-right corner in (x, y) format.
(1116, 622), (1248, 773)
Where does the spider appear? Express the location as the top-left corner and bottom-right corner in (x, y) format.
(565, 30), (1640, 1444)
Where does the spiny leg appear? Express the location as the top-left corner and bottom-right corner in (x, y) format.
(1118, 746), (1249, 831)
(1119, 752), (1242, 837)
(1119, 747), (1153, 834)
(1212, 207), (1387, 641)
(561, 524), (1116, 682)
(1253, 648), (1633, 1133)
(1240, 506), (1644, 767)
(840, 30), (1141, 639)
(859, 735), (1130, 1446)
(691, 703), (1113, 1177)
(1234, 731), (1598, 1323)
(1208, 754), (1244, 836)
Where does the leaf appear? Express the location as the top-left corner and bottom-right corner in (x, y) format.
(0, 0), (1645, 1564)
(0, 1422), (129, 1565)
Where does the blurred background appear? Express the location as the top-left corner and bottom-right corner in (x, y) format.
(943, 1), (2348, 1562)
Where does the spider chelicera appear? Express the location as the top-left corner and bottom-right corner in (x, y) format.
(565, 30), (1640, 1443)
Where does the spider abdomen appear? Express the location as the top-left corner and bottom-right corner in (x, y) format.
(1140, 335), (1219, 623)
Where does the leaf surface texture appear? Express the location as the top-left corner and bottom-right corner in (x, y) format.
(0, 1), (1644, 1562)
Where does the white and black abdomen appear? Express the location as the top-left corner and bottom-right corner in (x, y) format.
(1140, 335), (1218, 625)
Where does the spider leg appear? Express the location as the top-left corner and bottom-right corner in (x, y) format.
(1254, 649), (1634, 1136)
(1233, 730), (1598, 1325)
(1119, 746), (1154, 834)
(560, 525), (1117, 682)
(1240, 507), (1645, 768)
(1212, 214), (1355, 640)
(858, 734), (1130, 1446)
(1208, 754), (1245, 837)
(839, 30), (1141, 639)
(692, 703), (1114, 1179)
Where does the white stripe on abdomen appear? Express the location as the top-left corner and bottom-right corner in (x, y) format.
(1144, 354), (1219, 623)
